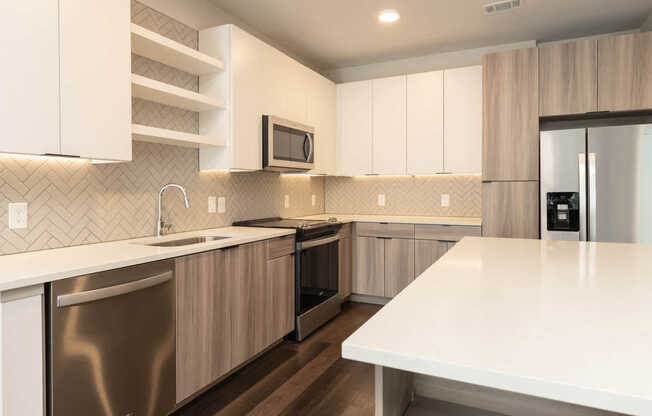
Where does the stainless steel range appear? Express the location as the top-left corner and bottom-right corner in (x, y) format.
(234, 217), (342, 340)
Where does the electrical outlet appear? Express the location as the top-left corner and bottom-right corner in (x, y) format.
(208, 196), (217, 213)
(284, 195), (290, 209)
(217, 197), (226, 213)
(8, 203), (28, 229)
(311, 194), (316, 207)
(441, 194), (450, 207)
(378, 194), (386, 207)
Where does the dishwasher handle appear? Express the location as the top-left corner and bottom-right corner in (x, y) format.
(57, 270), (173, 308)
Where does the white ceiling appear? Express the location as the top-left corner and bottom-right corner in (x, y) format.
(210, 0), (652, 70)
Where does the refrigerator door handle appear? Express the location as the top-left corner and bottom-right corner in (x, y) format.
(578, 153), (587, 241)
(588, 153), (597, 241)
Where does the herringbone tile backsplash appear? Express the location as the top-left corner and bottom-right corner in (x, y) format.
(325, 175), (482, 217)
(0, 1), (480, 256)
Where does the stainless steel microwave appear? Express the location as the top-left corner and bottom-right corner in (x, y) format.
(263, 115), (315, 171)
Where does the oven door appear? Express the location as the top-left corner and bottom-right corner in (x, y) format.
(296, 235), (339, 316)
(263, 115), (315, 171)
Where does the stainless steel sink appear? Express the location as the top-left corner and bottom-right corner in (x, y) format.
(145, 236), (229, 247)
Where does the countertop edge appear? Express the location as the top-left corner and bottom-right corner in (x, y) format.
(296, 214), (482, 226)
(0, 227), (296, 293)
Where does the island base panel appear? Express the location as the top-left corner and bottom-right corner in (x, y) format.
(375, 366), (625, 416)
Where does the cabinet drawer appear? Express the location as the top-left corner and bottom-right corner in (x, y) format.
(414, 224), (481, 242)
(266, 235), (295, 259)
(355, 222), (414, 238)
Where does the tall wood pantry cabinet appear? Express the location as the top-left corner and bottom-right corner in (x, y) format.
(482, 48), (540, 239)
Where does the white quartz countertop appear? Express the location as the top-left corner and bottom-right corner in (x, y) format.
(296, 214), (481, 226)
(0, 227), (295, 292)
(342, 237), (652, 415)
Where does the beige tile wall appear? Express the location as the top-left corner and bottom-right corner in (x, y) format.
(324, 175), (482, 217)
(0, 2), (324, 255)
(0, 2), (481, 256)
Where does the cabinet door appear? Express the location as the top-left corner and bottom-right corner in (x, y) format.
(384, 238), (415, 297)
(338, 236), (352, 299)
(444, 66), (482, 173)
(372, 76), (407, 175)
(59, 0), (131, 161)
(232, 241), (267, 366)
(353, 237), (385, 296)
(337, 81), (373, 175)
(266, 254), (295, 344)
(414, 240), (448, 277)
(598, 32), (652, 112)
(539, 40), (597, 116)
(482, 181), (539, 239)
(1, 288), (44, 416)
(175, 250), (232, 402)
(308, 73), (337, 175)
(483, 48), (539, 181)
(0, 0), (60, 155)
(406, 71), (444, 174)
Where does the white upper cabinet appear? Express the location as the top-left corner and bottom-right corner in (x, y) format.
(307, 72), (337, 175)
(199, 25), (334, 171)
(0, 0), (131, 161)
(444, 65), (482, 173)
(337, 81), (373, 176)
(407, 71), (444, 174)
(0, 0), (61, 156)
(372, 76), (407, 175)
(60, 0), (131, 161)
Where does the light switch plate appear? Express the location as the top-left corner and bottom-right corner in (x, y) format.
(441, 194), (450, 207)
(311, 194), (316, 207)
(378, 194), (386, 207)
(217, 197), (226, 213)
(8, 203), (28, 229)
(208, 196), (217, 213)
(284, 195), (290, 209)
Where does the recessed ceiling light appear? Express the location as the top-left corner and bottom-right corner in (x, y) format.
(378, 9), (400, 23)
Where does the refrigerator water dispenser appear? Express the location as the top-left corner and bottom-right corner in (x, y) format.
(547, 192), (580, 232)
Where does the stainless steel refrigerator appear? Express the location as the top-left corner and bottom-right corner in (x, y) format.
(540, 124), (652, 243)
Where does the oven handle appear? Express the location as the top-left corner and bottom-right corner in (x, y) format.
(297, 234), (340, 251)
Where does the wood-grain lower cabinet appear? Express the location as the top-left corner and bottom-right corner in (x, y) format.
(353, 237), (385, 297)
(414, 240), (449, 277)
(232, 241), (267, 367)
(482, 181), (539, 239)
(338, 235), (352, 299)
(265, 254), (295, 345)
(384, 238), (415, 297)
(482, 48), (539, 181)
(175, 250), (233, 403)
(539, 39), (597, 116)
(598, 32), (652, 112)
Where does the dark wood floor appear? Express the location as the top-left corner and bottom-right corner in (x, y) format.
(174, 302), (382, 416)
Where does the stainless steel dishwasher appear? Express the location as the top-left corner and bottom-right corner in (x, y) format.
(47, 260), (176, 416)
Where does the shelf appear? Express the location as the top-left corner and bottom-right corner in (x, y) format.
(131, 74), (225, 112)
(131, 23), (225, 75)
(132, 124), (225, 148)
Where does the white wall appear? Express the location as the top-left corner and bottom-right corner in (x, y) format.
(324, 41), (535, 83)
(642, 13), (652, 32)
(138, 0), (322, 73)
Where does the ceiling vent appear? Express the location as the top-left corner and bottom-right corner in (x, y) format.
(483, 0), (521, 15)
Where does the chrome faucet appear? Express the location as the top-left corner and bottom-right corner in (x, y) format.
(157, 184), (191, 237)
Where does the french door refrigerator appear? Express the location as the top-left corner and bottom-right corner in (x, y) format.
(540, 124), (652, 243)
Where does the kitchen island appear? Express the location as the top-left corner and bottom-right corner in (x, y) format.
(342, 237), (652, 416)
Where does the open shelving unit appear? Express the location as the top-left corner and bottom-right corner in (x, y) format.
(131, 23), (225, 75)
(130, 23), (227, 148)
(131, 124), (224, 148)
(131, 74), (225, 112)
